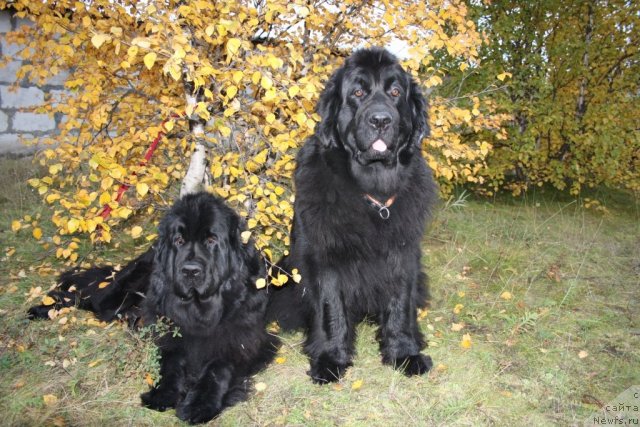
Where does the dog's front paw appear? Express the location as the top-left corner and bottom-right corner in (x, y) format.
(394, 354), (433, 376)
(140, 387), (178, 412)
(308, 354), (351, 384)
(175, 390), (221, 425)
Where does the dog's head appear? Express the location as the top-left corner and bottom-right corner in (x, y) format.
(153, 192), (262, 329)
(316, 48), (428, 168)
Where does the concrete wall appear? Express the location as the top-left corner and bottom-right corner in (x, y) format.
(0, 9), (67, 156)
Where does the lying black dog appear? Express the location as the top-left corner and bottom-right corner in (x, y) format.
(267, 48), (437, 383)
(29, 192), (279, 424)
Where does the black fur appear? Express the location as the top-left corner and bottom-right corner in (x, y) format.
(267, 48), (437, 384)
(29, 193), (279, 424)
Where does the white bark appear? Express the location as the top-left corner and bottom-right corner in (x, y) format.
(180, 94), (209, 197)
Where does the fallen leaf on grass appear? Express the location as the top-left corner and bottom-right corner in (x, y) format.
(453, 304), (464, 314)
(32, 227), (43, 240)
(43, 394), (58, 406)
(460, 333), (473, 349)
(88, 359), (103, 368)
(500, 291), (512, 300)
(451, 322), (465, 332)
(275, 357), (286, 364)
(578, 350), (589, 359)
(255, 382), (267, 392)
(144, 372), (154, 386)
(351, 379), (363, 390)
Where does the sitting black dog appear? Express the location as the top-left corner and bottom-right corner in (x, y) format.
(29, 192), (279, 424)
(267, 48), (437, 383)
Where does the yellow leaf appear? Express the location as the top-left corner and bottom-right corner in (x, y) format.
(260, 75), (273, 90)
(255, 278), (266, 289)
(131, 226), (143, 239)
(275, 357), (286, 364)
(578, 350), (588, 359)
(88, 359), (102, 368)
(351, 379), (363, 390)
(266, 55), (283, 69)
(255, 382), (267, 392)
(453, 303), (464, 314)
(226, 85), (238, 99)
(144, 372), (154, 386)
(232, 70), (244, 84)
(11, 220), (21, 232)
(136, 183), (149, 197)
(91, 33), (110, 48)
(497, 72), (512, 81)
(292, 273), (302, 283)
(42, 296), (56, 306)
(219, 125), (231, 137)
(226, 38), (242, 57)
(451, 322), (465, 332)
(288, 85), (300, 98)
(164, 120), (174, 132)
(42, 394), (58, 406)
(143, 52), (157, 70)
(457, 291), (465, 297)
(33, 227), (43, 240)
(266, 113), (276, 124)
(67, 218), (79, 234)
(98, 281), (110, 289)
(500, 291), (512, 300)
(459, 62), (469, 72)
(461, 333), (472, 349)
(99, 191), (111, 205)
(240, 231), (252, 244)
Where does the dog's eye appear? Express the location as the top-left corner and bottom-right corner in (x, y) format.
(174, 235), (185, 246)
(353, 89), (364, 98)
(390, 87), (401, 97)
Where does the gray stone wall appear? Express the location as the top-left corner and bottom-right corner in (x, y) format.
(0, 9), (67, 156)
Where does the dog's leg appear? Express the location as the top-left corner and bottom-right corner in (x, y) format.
(140, 348), (186, 411)
(305, 269), (355, 384)
(378, 274), (433, 376)
(175, 362), (238, 424)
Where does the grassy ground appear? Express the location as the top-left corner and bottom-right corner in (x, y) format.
(0, 157), (638, 426)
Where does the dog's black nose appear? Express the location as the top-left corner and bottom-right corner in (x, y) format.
(181, 263), (202, 278)
(368, 112), (392, 130)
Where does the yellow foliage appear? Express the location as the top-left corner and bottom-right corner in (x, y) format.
(2, 0), (507, 262)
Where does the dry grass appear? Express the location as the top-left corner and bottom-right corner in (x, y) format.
(1, 157), (638, 426)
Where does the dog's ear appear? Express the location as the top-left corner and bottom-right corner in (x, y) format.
(409, 79), (429, 149)
(399, 78), (429, 165)
(316, 68), (345, 148)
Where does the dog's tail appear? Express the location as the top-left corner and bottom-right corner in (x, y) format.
(265, 256), (307, 331)
(27, 248), (154, 324)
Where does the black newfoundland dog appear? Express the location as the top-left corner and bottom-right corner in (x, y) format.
(29, 193), (279, 424)
(267, 48), (438, 384)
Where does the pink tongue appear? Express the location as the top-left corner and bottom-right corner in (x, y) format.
(372, 139), (387, 152)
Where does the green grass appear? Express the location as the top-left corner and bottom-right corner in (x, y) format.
(1, 157), (638, 426)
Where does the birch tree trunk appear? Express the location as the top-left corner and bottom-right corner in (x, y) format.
(180, 89), (210, 197)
